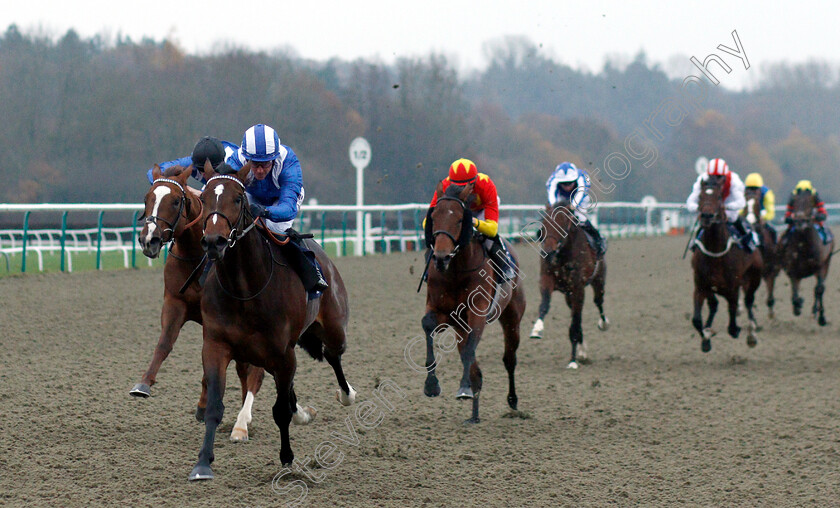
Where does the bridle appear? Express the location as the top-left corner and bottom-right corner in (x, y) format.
(203, 174), (259, 249)
(541, 203), (575, 262)
(431, 195), (485, 273)
(142, 178), (203, 245)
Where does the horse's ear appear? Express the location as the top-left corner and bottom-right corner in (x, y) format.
(237, 161), (251, 183)
(435, 180), (445, 199)
(202, 159), (217, 181)
(175, 165), (192, 185)
(152, 164), (162, 181)
(459, 182), (475, 203)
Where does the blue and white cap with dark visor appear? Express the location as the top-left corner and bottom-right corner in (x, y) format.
(241, 124), (281, 162)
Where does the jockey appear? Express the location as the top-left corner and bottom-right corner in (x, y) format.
(742, 172), (777, 244)
(427, 158), (515, 282)
(686, 157), (755, 252)
(545, 162), (606, 258)
(782, 180), (833, 245)
(146, 125), (327, 293)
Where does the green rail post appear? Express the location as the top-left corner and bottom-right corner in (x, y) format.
(21, 211), (31, 273)
(132, 210), (139, 268)
(60, 211), (68, 272)
(320, 211), (326, 246)
(96, 211), (105, 270)
(341, 211), (347, 257)
(380, 211), (386, 253)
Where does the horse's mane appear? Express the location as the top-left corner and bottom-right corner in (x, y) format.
(215, 163), (237, 176)
(444, 184), (462, 198)
(162, 166), (190, 178)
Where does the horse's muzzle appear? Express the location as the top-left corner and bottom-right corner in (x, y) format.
(433, 250), (454, 272)
(139, 233), (162, 259)
(201, 234), (229, 261)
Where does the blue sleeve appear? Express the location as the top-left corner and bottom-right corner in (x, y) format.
(266, 150), (303, 223)
(146, 156), (194, 184)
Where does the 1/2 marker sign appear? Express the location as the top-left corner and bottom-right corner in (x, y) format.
(349, 137), (371, 170)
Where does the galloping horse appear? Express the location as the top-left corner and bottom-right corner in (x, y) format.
(779, 189), (834, 326)
(743, 188), (781, 319)
(422, 182), (525, 423)
(691, 180), (763, 352)
(190, 161), (355, 481)
(133, 165), (264, 442)
(528, 201), (608, 369)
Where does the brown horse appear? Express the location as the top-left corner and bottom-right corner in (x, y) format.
(779, 190), (834, 326)
(691, 180), (763, 352)
(528, 201), (608, 369)
(189, 161), (355, 481)
(422, 182), (525, 424)
(743, 188), (781, 319)
(133, 165), (264, 442)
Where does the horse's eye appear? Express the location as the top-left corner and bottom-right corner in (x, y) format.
(234, 196), (242, 205)
(172, 198), (181, 207)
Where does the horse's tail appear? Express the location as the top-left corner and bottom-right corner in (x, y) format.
(297, 330), (325, 361)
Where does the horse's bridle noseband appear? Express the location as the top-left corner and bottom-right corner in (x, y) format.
(431, 195), (467, 258)
(142, 178), (189, 244)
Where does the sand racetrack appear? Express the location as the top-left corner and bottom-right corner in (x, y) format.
(1, 235), (839, 507)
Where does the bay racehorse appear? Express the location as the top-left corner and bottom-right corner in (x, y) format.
(779, 189), (834, 325)
(133, 164), (264, 442)
(189, 161), (356, 481)
(692, 179), (763, 352)
(744, 188), (781, 319)
(422, 182), (525, 423)
(528, 201), (608, 369)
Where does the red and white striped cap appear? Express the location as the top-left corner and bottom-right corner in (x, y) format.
(707, 158), (729, 176)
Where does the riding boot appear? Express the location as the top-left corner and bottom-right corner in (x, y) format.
(732, 217), (755, 253)
(285, 235), (329, 293)
(487, 236), (515, 283)
(581, 221), (607, 258)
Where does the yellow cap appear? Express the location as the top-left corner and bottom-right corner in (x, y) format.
(744, 173), (763, 188)
(794, 180), (814, 193)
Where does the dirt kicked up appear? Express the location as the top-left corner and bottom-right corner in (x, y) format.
(1, 235), (838, 507)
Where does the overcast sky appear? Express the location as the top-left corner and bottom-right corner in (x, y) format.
(4, 1), (837, 89)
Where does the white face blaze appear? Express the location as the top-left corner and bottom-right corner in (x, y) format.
(144, 186), (172, 243)
(212, 183), (224, 225)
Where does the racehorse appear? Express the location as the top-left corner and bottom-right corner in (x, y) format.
(691, 179), (763, 352)
(528, 201), (608, 369)
(744, 188), (781, 319)
(422, 182), (525, 424)
(779, 189), (834, 326)
(189, 161), (356, 481)
(133, 164), (264, 442)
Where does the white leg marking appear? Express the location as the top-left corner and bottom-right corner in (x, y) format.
(567, 361), (579, 370)
(230, 391), (254, 442)
(530, 318), (544, 338)
(336, 384), (357, 406)
(577, 340), (588, 361)
(292, 403), (317, 425)
(597, 317), (610, 331)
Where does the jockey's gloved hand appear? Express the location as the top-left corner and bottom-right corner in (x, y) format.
(249, 203), (268, 218)
(814, 212), (827, 222)
(785, 216), (794, 225)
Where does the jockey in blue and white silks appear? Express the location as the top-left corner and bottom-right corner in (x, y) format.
(146, 137), (239, 185)
(545, 162), (606, 258)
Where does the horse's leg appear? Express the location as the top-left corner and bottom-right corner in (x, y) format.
(230, 363), (265, 442)
(815, 274), (828, 326)
(530, 276), (553, 339)
(195, 376), (207, 422)
(319, 323), (357, 406)
(130, 297), (188, 398)
(791, 277), (804, 316)
(744, 269), (761, 348)
(726, 291), (741, 339)
(693, 288), (713, 353)
(499, 299), (523, 411)
(421, 311), (444, 397)
(272, 349), (298, 466)
(455, 325), (483, 424)
(189, 340), (231, 481)
(764, 271), (777, 320)
(704, 294), (719, 331)
(592, 265), (609, 332)
(566, 290), (584, 369)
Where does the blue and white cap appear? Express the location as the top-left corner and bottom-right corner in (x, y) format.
(241, 124), (281, 162)
(554, 162), (579, 183)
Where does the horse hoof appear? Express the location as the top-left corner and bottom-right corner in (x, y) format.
(230, 427), (249, 442)
(195, 406), (206, 423)
(728, 326), (741, 339)
(456, 387), (474, 400)
(818, 316), (828, 327)
(530, 319), (544, 339)
(567, 361), (579, 370)
(597, 317), (610, 331)
(793, 306), (802, 316)
(129, 383), (151, 398)
(768, 311), (775, 320)
(424, 379), (441, 397)
(746, 335), (757, 348)
(507, 395), (518, 410)
(701, 339), (712, 353)
(336, 385), (356, 406)
(463, 417), (481, 425)
(529, 333), (542, 340)
(188, 465), (214, 481)
(292, 405), (317, 425)
(280, 449), (294, 467)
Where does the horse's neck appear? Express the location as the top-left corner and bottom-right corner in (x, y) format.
(217, 229), (273, 284)
(702, 220), (730, 247)
(452, 240), (484, 270)
(173, 195), (205, 258)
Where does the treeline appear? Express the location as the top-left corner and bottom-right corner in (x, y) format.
(2, 25), (840, 206)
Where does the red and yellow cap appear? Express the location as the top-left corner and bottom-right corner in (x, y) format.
(448, 158), (478, 184)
